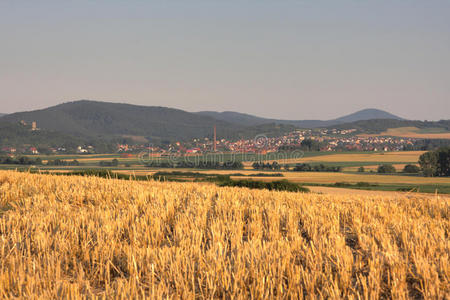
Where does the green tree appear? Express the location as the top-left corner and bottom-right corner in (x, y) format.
(377, 164), (396, 174)
(112, 159), (119, 166)
(435, 147), (450, 176)
(300, 139), (321, 151)
(357, 166), (365, 172)
(419, 151), (438, 177)
(403, 164), (420, 174)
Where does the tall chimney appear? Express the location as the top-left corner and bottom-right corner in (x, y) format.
(213, 125), (217, 152)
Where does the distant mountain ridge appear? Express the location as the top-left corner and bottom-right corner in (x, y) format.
(1, 100), (236, 141)
(0, 100), (413, 144)
(196, 108), (403, 128)
(332, 109), (403, 123)
(0, 100), (298, 143)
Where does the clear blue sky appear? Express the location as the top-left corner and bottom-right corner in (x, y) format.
(1, 0), (449, 120)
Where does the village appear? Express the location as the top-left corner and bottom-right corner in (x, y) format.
(1, 125), (420, 156)
(0, 120), (426, 155)
(116, 129), (417, 156)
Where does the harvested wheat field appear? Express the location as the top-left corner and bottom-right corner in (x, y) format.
(360, 127), (450, 140)
(0, 171), (448, 299)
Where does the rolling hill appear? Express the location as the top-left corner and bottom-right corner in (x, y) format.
(0, 100), (448, 150)
(332, 109), (403, 123)
(0, 121), (89, 151)
(0, 100), (297, 143)
(0, 100), (234, 141)
(197, 108), (403, 128)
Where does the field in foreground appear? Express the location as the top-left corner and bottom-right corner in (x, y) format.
(0, 171), (448, 298)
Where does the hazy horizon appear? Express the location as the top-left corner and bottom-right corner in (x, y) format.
(1, 1), (449, 120)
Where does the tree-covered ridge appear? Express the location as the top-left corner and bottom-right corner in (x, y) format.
(0, 100), (297, 143)
(0, 121), (116, 153)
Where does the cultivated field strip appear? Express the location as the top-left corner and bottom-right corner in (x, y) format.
(241, 151), (425, 166)
(0, 171), (448, 299)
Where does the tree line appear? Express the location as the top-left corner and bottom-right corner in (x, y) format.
(252, 162), (342, 172)
(0, 156), (80, 166)
(146, 160), (244, 170)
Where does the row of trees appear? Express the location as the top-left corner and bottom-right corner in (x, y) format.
(0, 156), (42, 165)
(252, 162), (282, 170)
(252, 162), (342, 172)
(292, 163), (342, 172)
(252, 162), (422, 174)
(371, 148), (449, 177)
(0, 156), (80, 166)
(146, 161), (244, 170)
(359, 164), (420, 174)
(47, 159), (80, 166)
(99, 159), (119, 167)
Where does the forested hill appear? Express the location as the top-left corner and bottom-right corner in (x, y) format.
(0, 121), (79, 149)
(0, 100), (296, 143)
(197, 108), (403, 128)
(1, 100), (447, 145)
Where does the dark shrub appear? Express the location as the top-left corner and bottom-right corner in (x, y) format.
(377, 164), (396, 173)
(403, 164), (420, 173)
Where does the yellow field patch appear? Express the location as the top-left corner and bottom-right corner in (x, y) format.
(279, 172), (450, 185)
(342, 163), (416, 172)
(307, 185), (449, 199)
(230, 171), (450, 185)
(360, 127), (450, 139)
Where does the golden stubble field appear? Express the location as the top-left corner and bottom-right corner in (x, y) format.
(0, 171), (448, 299)
(359, 127), (450, 140)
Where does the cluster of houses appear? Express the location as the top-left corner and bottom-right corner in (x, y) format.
(116, 129), (418, 155)
(0, 126), (421, 156)
(0, 145), (93, 155)
(1, 146), (39, 155)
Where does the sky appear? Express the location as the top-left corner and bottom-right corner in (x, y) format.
(0, 0), (449, 120)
